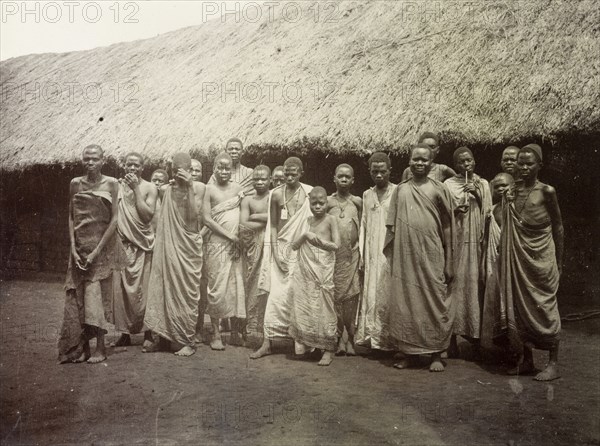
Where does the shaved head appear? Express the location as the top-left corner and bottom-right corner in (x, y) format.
(492, 172), (514, 185)
(309, 186), (327, 198)
(214, 152), (233, 165)
(83, 144), (104, 157)
(254, 164), (271, 176)
(172, 152), (192, 171)
(368, 152), (391, 168)
(284, 157), (303, 171)
(335, 163), (354, 176)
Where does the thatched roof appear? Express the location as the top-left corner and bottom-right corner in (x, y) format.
(1, 0), (598, 170)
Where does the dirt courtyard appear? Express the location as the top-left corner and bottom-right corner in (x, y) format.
(1, 278), (598, 446)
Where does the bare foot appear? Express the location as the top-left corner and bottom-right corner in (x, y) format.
(174, 345), (195, 357)
(393, 356), (418, 369)
(335, 338), (346, 356)
(110, 334), (131, 347)
(507, 360), (536, 376)
(534, 363), (560, 381)
(393, 352), (406, 360)
(345, 341), (356, 356)
(429, 353), (445, 372)
(210, 337), (225, 351)
(142, 340), (162, 353)
(72, 342), (91, 363)
(193, 332), (203, 345)
(318, 351), (334, 366)
(87, 352), (106, 364)
(250, 342), (272, 359)
(440, 351), (448, 359)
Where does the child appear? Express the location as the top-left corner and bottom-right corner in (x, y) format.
(288, 187), (340, 366)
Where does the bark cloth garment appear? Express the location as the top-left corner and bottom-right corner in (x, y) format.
(262, 183), (313, 339)
(203, 194), (246, 319)
(240, 221), (268, 333)
(288, 240), (338, 351)
(384, 179), (456, 355)
(58, 188), (125, 362)
(356, 185), (395, 350)
(444, 174), (492, 339)
(113, 183), (155, 334)
(499, 200), (560, 350)
(144, 187), (203, 346)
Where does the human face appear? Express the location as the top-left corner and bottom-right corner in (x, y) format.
(214, 159), (232, 184)
(190, 160), (202, 181)
(501, 149), (519, 176)
(334, 167), (354, 192)
(283, 165), (302, 187)
(422, 138), (439, 159)
(151, 173), (167, 188)
(125, 155), (144, 178)
(271, 169), (285, 188)
(409, 148), (433, 178)
(454, 152), (475, 175)
(492, 175), (512, 202)
(369, 162), (390, 187)
(252, 169), (270, 194)
(82, 148), (104, 174)
(309, 192), (328, 217)
(517, 152), (540, 181)
(226, 142), (243, 165)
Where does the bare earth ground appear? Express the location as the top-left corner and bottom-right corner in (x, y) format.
(1, 279), (599, 446)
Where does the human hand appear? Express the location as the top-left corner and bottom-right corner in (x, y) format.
(455, 204), (469, 214)
(72, 246), (86, 270)
(175, 168), (193, 185)
(123, 173), (140, 190)
(444, 265), (454, 285)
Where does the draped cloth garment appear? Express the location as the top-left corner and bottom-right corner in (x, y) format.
(144, 187), (203, 346)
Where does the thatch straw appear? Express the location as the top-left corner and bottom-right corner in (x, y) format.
(1, 0), (598, 170)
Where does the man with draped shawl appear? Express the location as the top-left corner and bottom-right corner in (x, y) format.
(444, 147), (492, 357)
(501, 144), (563, 381)
(144, 153), (206, 357)
(385, 144), (455, 372)
(58, 145), (125, 364)
(250, 157), (313, 359)
(112, 153), (158, 349)
(356, 152), (396, 352)
(202, 152), (246, 350)
(239, 166), (271, 338)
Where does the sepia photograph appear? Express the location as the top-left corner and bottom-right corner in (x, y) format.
(0, 1), (598, 445)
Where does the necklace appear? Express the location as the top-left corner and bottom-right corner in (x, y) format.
(334, 194), (350, 218)
(516, 181), (538, 214)
(283, 185), (301, 216)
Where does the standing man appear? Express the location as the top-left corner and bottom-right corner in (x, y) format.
(500, 146), (520, 179)
(356, 152), (395, 352)
(144, 153), (205, 357)
(112, 153), (158, 349)
(401, 132), (456, 182)
(503, 144), (563, 381)
(208, 138), (254, 195)
(59, 144), (125, 364)
(203, 153), (246, 350)
(328, 164), (362, 356)
(271, 166), (285, 189)
(250, 157), (313, 359)
(444, 147), (491, 357)
(385, 145), (455, 372)
(240, 166), (271, 339)
(191, 159), (203, 182)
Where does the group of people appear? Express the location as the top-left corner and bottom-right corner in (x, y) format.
(58, 133), (564, 381)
